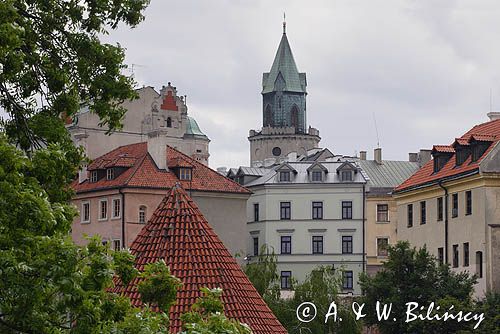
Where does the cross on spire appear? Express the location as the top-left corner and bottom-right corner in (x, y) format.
(283, 12), (286, 34)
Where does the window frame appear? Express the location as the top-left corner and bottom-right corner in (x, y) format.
(342, 236), (353, 254)
(312, 236), (323, 254)
(452, 193), (458, 218)
(90, 170), (98, 183)
(452, 244), (459, 268)
(106, 168), (114, 180)
(139, 205), (147, 224)
(342, 201), (353, 220)
(280, 202), (291, 220)
(376, 237), (389, 257)
(341, 170), (353, 182)
(179, 168), (192, 180)
(342, 270), (353, 290)
(281, 271), (292, 290)
(420, 201), (426, 225)
(112, 198), (121, 219)
(438, 247), (444, 265)
(81, 201), (90, 224)
(279, 171), (291, 182)
(280, 236), (292, 254)
(253, 203), (259, 222)
(465, 190), (472, 216)
(476, 251), (483, 278)
(311, 170), (323, 182)
(113, 239), (121, 251)
(376, 204), (389, 222)
(98, 199), (108, 221)
(463, 242), (469, 267)
(312, 201), (323, 220)
(437, 197), (443, 221)
(253, 237), (259, 256)
(407, 204), (413, 227)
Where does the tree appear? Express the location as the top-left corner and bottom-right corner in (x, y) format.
(359, 241), (477, 334)
(474, 292), (500, 334)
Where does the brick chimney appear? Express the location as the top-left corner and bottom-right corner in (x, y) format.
(359, 151), (367, 160)
(147, 129), (169, 170)
(418, 149), (432, 167)
(408, 153), (418, 162)
(487, 111), (500, 121)
(374, 148), (382, 164)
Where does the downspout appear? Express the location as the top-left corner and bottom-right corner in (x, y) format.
(119, 188), (125, 249)
(438, 181), (449, 264)
(362, 184), (366, 273)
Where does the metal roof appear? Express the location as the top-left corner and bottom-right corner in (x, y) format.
(357, 160), (419, 189)
(237, 166), (268, 176)
(184, 116), (208, 139)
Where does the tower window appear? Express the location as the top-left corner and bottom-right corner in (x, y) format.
(166, 117), (172, 128)
(272, 147), (282, 156)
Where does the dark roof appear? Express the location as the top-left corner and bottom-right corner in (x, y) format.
(111, 186), (287, 334)
(357, 160), (420, 189)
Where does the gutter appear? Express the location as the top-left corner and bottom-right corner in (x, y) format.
(119, 188), (125, 249)
(393, 169), (479, 195)
(362, 184), (366, 273)
(437, 181), (449, 264)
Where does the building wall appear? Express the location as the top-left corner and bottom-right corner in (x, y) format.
(247, 184), (364, 295)
(71, 188), (250, 262)
(394, 176), (497, 297)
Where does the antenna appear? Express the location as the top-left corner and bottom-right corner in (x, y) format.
(373, 112), (380, 148)
(283, 12), (286, 34)
(490, 88), (493, 112)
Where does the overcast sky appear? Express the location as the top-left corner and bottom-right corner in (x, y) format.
(103, 0), (500, 168)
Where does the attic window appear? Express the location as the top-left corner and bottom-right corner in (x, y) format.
(311, 170), (323, 182)
(279, 171), (291, 182)
(341, 171), (353, 182)
(106, 168), (114, 180)
(455, 147), (470, 166)
(179, 168), (192, 180)
(90, 170), (98, 183)
(433, 155), (451, 173)
(471, 142), (491, 162)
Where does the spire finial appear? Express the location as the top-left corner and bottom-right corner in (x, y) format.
(283, 12), (286, 34)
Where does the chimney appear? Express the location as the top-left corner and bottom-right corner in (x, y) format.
(374, 148), (382, 164)
(359, 151), (367, 160)
(78, 165), (88, 184)
(418, 149), (432, 167)
(487, 111), (500, 121)
(147, 129), (169, 170)
(408, 153), (418, 163)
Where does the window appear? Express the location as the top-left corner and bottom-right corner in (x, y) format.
(342, 236), (353, 254)
(112, 198), (121, 219)
(272, 146), (281, 156)
(179, 168), (192, 180)
(376, 204), (389, 222)
(437, 197), (443, 221)
(465, 191), (472, 215)
(139, 205), (147, 223)
(90, 170), (98, 183)
(452, 193), (458, 218)
(463, 242), (469, 267)
(81, 202), (90, 223)
(106, 168), (114, 180)
(407, 204), (413, 227)
(253, 237), (259, 256)
(166, 117), (172, 128)
(280, 202), (291, 220)
(343, 271), (353, 290)
(341, 170), (353, 182)
(312, 202), (323, 220)
(281, 236), (291, 254)
(253, 203), (259, 222)
(113, 239), (121, 251)
(420, 201), (426, 225)
(311, 170), (323, 182)
(476, 251), (483, 278)
(377, 238), (389, 257)
(452, 244), (459, 268)
(342, 201), (353, 219)
(281, 271), (292, 290)
(99, 199), (108, 220)
(279, 171), (291, 182)
(312, 236), (323, 254)
(438, 247), (444, 265)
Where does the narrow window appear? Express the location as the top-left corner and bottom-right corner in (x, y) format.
(90, 170), (98, 183)
(437, 197), (443, 221)
(311, 170), (323, 182)
(253, 203), (259, 222)
(452, 193), (458, 218)
(312, 236), (323, 254)
(452, 244), (459, 268)
(281, 236), (291, 254)
(281, 271), (292, 290)
(112, 198), (121, 219)
(463, 242), (469, 267)
(438, 247), (444, 265)
(420, 201), (426, 225)
(312, 201), (323, 219)
(166, 117), (172, 128)
(113, 239), (121, 251)
(99, 200), (108, 220)
(280, 202), (291, 220)
(465, 191), (472, 215)
(342, 236), (353, 254)
(377, 238), (389, 257)
(342, 201), (353, 219)
(106, 168), (114, 180)
(279, 171), (291, 182)
(139, 205), (147, 223)
(179, 168), (192, 180)
(342, 271), (353, 290)
(407, 204), (413, 227)
(341, 170), (353, 182)
(82, 202), (90, 223)
(476, 251), (483, 278)
(253, 237), (259, 256)
(377, 204), (389, 222)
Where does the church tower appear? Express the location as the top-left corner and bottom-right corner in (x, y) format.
(249, 21), (320, 165)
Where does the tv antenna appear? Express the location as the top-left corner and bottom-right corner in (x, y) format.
(490, 88), (493, 112)
(373, 112), (380, 148)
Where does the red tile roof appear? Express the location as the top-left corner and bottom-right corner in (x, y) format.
(72, 142), (250, 194)
(395, 119), (500, 192)
(111, 186), (287, 334)
(432, 145), (455, 153)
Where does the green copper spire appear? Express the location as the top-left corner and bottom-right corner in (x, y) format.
(262, 27), (306, 94)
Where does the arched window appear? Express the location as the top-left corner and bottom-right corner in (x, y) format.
(264, 105), (273, 127)
(139, 205), (147, 224)
(166, 117), (172, 128)
(290, 105), (299, 131)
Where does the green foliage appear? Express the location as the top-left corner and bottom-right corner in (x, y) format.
(474, 292), (500, 334)
(359, 241), (477, 334)
(138, 260), (182, 312)
(113, 247), (139, 286)
(180, 287), (252, 334)
(244, 245), (279, 296)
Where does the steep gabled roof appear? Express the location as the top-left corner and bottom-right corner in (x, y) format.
(72, 142), (250, 195)
(262, 32), (306, 94)
(111, 186), (287, 334)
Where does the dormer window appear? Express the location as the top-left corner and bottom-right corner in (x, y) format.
(471, 141), (491, 162)
(311, 170), (323, 182)
(106, 168), (114, 180)
(90, 170), (98, 183)
(179, 168), (192, 180)
(279, 171), (291, 182)
(455, 147), (470, 166)
(341, 170), (353, 182)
